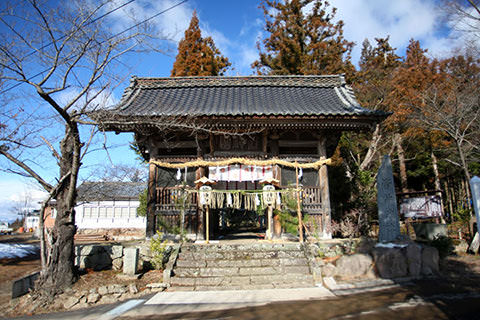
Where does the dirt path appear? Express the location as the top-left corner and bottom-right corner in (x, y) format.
(0, 234), (41, 316)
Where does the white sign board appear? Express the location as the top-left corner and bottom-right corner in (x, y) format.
(399, 195), (442, 218)
(209, 165), (273, 182)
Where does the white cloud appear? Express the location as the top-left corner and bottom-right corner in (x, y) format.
(104, 0), (193, 43)
(332, 0), (462, 63)
(56, 88), (118, 111)
(201, 23), (232, 54)
(231, 0), (466, 74)
(0, 178), (47, 217)
(236, 45), (258, 75)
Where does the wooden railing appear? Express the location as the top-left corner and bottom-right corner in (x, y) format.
(155, 186), (198, 212)
(302, 186), (324, 215)
(155, 186), (323, 214)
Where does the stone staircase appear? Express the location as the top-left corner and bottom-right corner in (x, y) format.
(169, 243), (315, 291)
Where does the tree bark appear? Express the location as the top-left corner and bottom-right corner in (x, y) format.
(394, 133), (408, 193)
(38, 124), (80, 298)
(456, 139), (472, 202)
(359, 124), (382, 171)
(431, 150), (446, 223)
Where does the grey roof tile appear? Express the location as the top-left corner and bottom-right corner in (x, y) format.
(77, 182), (145, 202)
(102, 75), (386, 118)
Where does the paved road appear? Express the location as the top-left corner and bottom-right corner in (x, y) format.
(9, 277), (480, 320)
(118, 279), (480, 320)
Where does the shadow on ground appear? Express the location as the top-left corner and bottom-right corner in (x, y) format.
(117, 254), (480, 320)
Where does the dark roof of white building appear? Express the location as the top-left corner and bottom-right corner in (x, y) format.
(77, 182), (145, 201)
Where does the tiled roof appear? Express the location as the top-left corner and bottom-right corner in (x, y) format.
(77, 182), (145, 202)
(102, 75), (386, 118)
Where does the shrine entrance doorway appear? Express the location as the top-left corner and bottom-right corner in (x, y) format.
(211, 180), (266, 241)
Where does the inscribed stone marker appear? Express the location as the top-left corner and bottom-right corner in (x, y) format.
(377, 155), (401, 242)
(123, 247), (139, 275)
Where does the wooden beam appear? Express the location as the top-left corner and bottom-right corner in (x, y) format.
(154, 141), (198, 148)
(278, 140), (318, 147)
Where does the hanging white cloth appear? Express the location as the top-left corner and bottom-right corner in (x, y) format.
(226, 193), (233, 207)
(255, 194), (260, 206)
(176, 168), (182, 181)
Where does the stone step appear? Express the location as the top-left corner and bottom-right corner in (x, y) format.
(174, 265), (311, 277)
(170, 273), (314, 288)
(170, 243), (314, 291)
(176, 257), (309, 268)
(177, 249), (306, 261)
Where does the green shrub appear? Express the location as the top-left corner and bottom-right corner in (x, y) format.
(136, 188), (147, 217)
(150, 230), (168, 270)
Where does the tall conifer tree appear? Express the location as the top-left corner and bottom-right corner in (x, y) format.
(171, 11), (231, 77)
(252, 0), (354, 79)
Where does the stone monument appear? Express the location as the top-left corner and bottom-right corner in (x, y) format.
(377, 155), (401, 242)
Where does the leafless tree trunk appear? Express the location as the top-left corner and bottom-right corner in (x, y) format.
(359, 124), (382, 171)
(394, 133), (408, 193)
(0, 0), (166, 300)
(413, 69), (479, 203)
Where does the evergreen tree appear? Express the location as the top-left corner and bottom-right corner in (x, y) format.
(340, 37), (400, 174)
(337, 37), (401, 216)
(171, 11), (231, 77)
(252, 0), (354, 80)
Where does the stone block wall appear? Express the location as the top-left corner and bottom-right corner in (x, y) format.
(305, 238), (440, 283)
(74, 241), (174, 272)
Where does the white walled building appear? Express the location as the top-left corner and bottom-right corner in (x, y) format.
(75, 182), (146, 236)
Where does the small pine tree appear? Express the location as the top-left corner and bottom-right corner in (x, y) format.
(171, 10), (231, 77)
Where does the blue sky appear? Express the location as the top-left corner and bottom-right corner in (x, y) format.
(0, 0), (472, 222)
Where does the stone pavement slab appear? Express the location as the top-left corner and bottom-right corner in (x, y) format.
(144, 287), (334, 305)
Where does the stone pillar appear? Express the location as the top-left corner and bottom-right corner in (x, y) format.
(318, 137), (332, 239)
(123, 247), (139, 275)
(146, 162), (157, 238)
(377, 155), (401, 242)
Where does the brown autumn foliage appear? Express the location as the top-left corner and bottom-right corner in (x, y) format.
(171, 10), (231, 77)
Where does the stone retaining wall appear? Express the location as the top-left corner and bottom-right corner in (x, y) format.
(304, 238), (440, 285)
(74, 242), (174, 272)
(76, 228), (145, 241)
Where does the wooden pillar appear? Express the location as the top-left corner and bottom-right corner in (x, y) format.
(267, 206), (273, 240)
(318, 137), (332, 239)
(270, 131), (279, 156)
(146, 161), (157, 238)
(205, 205), (210, 243)
(196, 166), (206, 240)
(262, 130), (268, 154)
(296, 164), (304, 242)
(272, 164), (282, 239)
